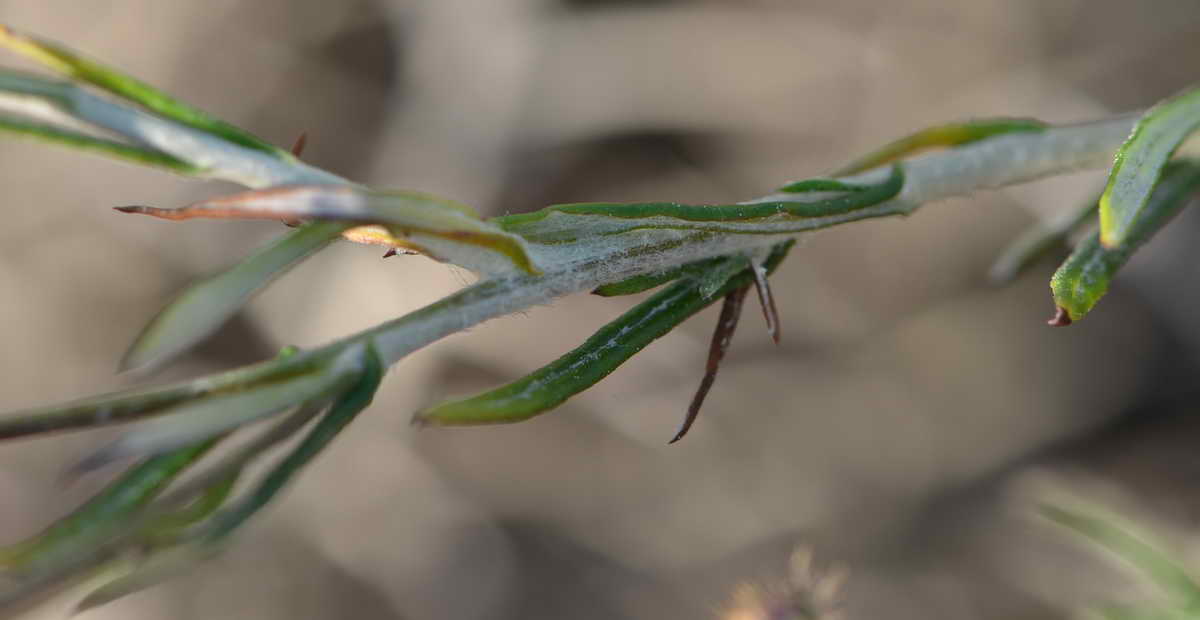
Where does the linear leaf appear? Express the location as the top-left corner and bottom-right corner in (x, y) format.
(0, 25), (286, 157)
(0, 114), (200, 174)
(120, 221), (349, 371)
(77, 346), (365, 471)
(504, 165), (903, 224)
(0, 439), (216, 574)
(73, 543), (219, 615)
(415, 242), (793, 426)
(1042, 504), (1200, 603)
(139, 474), (238, 545)
(832, 118), (1046, 176)
(495, 166), (903, 244)
(1050, 160), (1200, 323)
(988, 194), (1099, 285)
(201, 343), (383, 540)
(0, 383), (197, 441)
(0, 345), (329, 441)
(150, 403), (322, 512)
(1100, 85), (1200, 247)
(776, 177), (883, 194)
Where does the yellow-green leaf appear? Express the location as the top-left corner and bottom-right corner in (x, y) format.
(1099, 85), (1200, 247)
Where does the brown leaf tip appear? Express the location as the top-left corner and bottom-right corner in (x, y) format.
(1047, 306), (1072, 327)
(290, 132), (308, 157)
(382, 248), (418, 258)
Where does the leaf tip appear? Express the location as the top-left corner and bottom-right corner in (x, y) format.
(1047, 306), (1073, 327)
(117, 352), (143, 374)
(118, 342), (162, 375)
(114, 205), (182, 220)
(289, 132), (308, 157)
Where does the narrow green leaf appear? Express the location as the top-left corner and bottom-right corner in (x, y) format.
(0, 439), (217, 574)
(150, 403), (322, 511)
(201, 344), (384, 540)
(832, 117), (1046, 176)
(1042, 503), (1200, 603)
(988, 194), (1099, 285)
(73, 543), (219, 615)
(0, 114), (201, 174)
(0, 383), (197, 441)
(73, 363), (358, 473)
(776, 177), (876, 194)
(1050, 160), (1200, 323)
(1100, 85), (1200, 247)
(139, 474), (238, 546)
(120, 221), (349, 371)
(494, 166), (904, 245)
(0, 345), (331, 441)
(414, 242), (793, 426)
(0, 25), (286, 157)
(508, 165), (903, 223)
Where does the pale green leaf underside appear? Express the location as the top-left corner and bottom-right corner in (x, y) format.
(120, 221), (349, 371)
(74, 365), (357, 472)
(0, 24), (287, 157)
(0, 114), (200, 173)
(988, 193), (1099, 285)
(1100, 85), (1200, 247)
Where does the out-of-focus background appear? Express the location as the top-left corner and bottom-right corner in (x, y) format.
(2, 1), (1200, 618)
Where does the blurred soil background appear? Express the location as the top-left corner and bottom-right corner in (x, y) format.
(2, 1), (1200, 618)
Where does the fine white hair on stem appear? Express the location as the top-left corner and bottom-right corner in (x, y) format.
(357, 112), (1141, 366)
(0, 63), (1142, 368)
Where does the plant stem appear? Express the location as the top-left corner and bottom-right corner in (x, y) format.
(337, 112), (1141, 367)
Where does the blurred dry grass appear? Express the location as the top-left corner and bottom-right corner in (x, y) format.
(2, 1), (1200, 618)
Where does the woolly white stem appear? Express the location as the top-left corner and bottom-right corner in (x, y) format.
(0, 67), (1142, 368)
(362, 112), (1139, 365)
